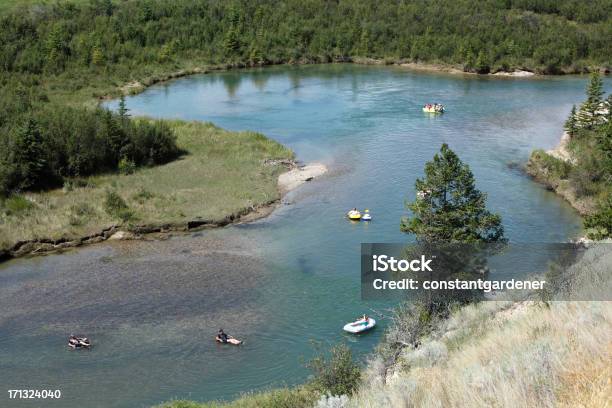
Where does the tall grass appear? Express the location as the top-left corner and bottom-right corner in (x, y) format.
(157, 387), (317, 408)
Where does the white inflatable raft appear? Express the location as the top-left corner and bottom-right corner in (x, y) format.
(343, 317), (376, 334)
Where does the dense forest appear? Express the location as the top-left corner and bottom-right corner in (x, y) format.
(1, 0), (611, 197)
(1, 0), (611, 76)
(0, 95), (179, 195)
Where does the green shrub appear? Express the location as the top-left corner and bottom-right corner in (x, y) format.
(68, 202), (96, 226)
(2, 195), (34, 216)
(0, 157), (14, 197)
(132, 187), (154, 203)
(584, 195), (612, 239)
(530, 150), (572, 180)
(570, 168), (600, 198)
(119, 157), (136, 175)
(63, 178), (95, 193)
(307, 343), (361, 396)
(104, 190), (134, 222)
(155, 386), (317, 408)
(72, 202), (95, 217)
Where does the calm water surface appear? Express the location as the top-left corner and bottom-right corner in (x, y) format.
(2, 65), (604, 407)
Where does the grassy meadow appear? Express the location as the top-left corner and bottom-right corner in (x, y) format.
(0, 120), (293, 251)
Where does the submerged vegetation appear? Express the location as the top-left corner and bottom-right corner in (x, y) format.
(527, 72), (611, 239)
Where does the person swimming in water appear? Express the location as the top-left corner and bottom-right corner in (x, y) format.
(216, 329), (242, 345)
(217, 329), (229, 343)
(68, 334), (91, 348)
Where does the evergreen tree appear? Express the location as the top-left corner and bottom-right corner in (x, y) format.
(91, 45), (104, 66)
(464, 49), (475, 72)
(102, 0), (113, 16)
(249, 44), (263, 65)
(103, 110), (128, 162)
(564, 105), (578, 136)
(118, 95), (130, 120)
(359, 29), (370, 56)
(595, 116), (612, 164)
(12, 117), (47, 190)
(223, 27), (240, 57)
(475, 50), (490, 74)
(401, 144), (505, 319)
(249, 27), (265, 65)
(223, 5), (241, 58)
(158, 43), (172, 62)
(401, 144), (505, 243)
(578, 72), (604, 128)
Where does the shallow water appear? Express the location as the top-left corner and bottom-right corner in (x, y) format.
(1, 65), (604, 407)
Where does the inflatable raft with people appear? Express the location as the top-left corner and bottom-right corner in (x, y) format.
(343, 315), (376, 334)
(347, 208), (373, 221)
(423, 103), (445, 113)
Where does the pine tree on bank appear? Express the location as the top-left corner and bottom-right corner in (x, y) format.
(400, 144), (505, 320)
(564, 105), (578, 137)
(118, 95), (130, 121)
(578, 72), (604, 129)
(401, 143), (505, 243)
(12, 117), (47, 190)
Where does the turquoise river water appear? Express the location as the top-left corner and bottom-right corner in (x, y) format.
(1, 65), (607, 407)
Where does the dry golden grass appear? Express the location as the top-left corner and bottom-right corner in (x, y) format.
(557, 342), (611, 408)
(352, 300), (611, 408)
(0, 120), (293, 250)
(351, 246), (612, 408)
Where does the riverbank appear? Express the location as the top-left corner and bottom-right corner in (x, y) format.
(525, 132), (596, 216)
(350, 57), (539, 77)
(525, 71), (612, 242)
(52, 58), (606, 111)
(103, 59), (610, 104)
(0, 120), (326, 261)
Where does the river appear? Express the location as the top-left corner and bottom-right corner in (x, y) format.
(1, 65), (599, 407)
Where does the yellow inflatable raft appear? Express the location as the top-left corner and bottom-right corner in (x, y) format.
(347, 210), (362, 220)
